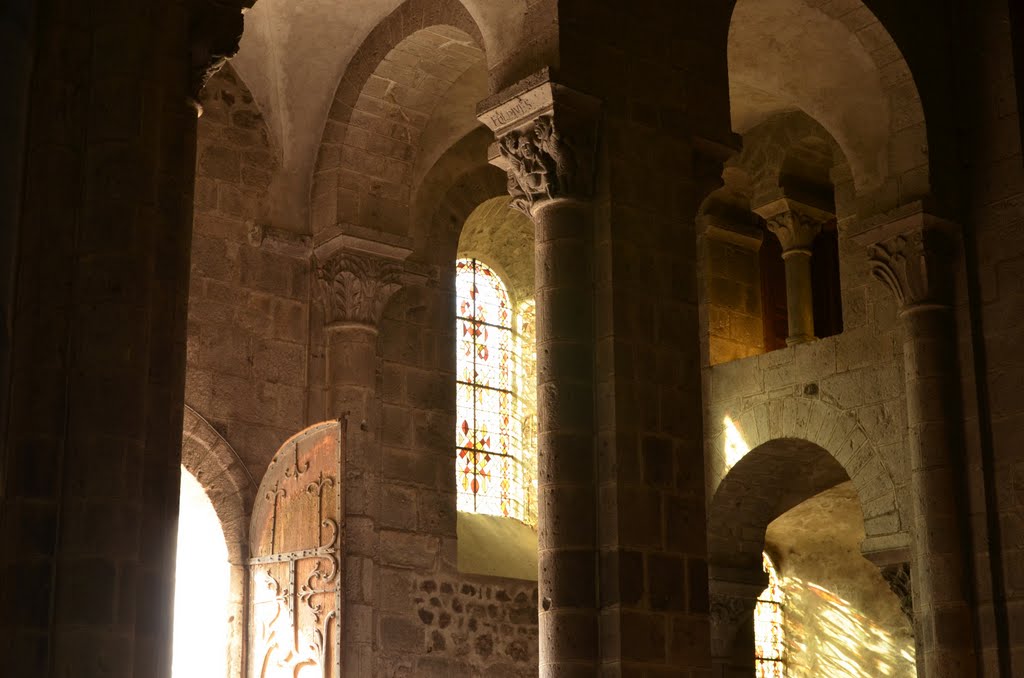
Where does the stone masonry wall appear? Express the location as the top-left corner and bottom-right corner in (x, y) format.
(374, 272), (541, 676)
(187, 65), (310, 483)
(703, 213), (911, 553)
(955, 0), (1024, 668)
(704, 236), (765, 365)
(379, 570), (539, 677)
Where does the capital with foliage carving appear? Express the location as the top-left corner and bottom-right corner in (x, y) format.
(314, 251), (403, 328)
(880, 563), (914, 623)
(755, 198), (833, 255)
(478, 71), (600, 215)
(868, 226), (954, 312)
(709, 592), (754, 630)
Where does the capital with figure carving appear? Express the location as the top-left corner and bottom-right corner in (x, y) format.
(478, 72), (600, 215)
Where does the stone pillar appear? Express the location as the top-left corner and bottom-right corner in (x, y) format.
(315, 241), (407, 422)
(313, 240), (408, 674)
(755, 198), (832, 345)
(0, 1), (35, 442)
(479, 78), (602, 676)
(0, 1), (248, 676)
(867, 212), (976, 677)
(480, 70), (726, 675)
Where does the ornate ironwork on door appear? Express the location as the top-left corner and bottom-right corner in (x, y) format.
(248, 421), (345, 678)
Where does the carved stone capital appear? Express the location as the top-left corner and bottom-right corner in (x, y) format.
(868, 226), (954, 312)
(880, 562), (914, 623)
(478, 71), (600, 215)
(755, 198), (833, 255)
(189, 0), (254, 109)
(314, 250), (403, 328)
(708, 587), (761, 657)
(709, 592), (755, 630)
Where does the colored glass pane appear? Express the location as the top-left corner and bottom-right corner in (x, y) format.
(455, 259), (536, 525)
(755, 551), (786, 677)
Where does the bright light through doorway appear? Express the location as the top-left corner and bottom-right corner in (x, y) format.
(173, 468), (230, 678)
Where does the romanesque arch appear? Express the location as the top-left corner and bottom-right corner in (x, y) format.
(705, 396), (906, 675)
(730, 111), (842, 212)
(728, 0), (930, 210)
(707, 395), (903, 547)
(181, 405), (258, 678)
(310, 0), (488, 239)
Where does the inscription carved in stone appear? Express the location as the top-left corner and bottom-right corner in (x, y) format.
(314, 251), (403, 326)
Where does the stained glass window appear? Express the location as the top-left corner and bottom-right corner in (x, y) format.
(755, 551), (786, 677)
(455, 259), (537, 525)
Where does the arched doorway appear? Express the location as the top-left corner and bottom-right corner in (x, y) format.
(707, 435), (914, 676)
(248, 420), (345, 678)
(173, 467), (231, 678)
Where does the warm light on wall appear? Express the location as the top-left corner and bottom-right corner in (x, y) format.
(173, 468), (231, 678)
(723, 415), (751, 471)
(780, 577), (916, 677)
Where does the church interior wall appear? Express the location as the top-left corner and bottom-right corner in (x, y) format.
(7, 0), (1024, 675)
(187, 65), (313, 483)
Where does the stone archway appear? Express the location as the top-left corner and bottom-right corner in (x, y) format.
(705, 395), (908, 675)
(707, 395), (904, 547)
(310, 0), (488, 240)
(181, 405), (258, 678)
(707, 436), (852, 674)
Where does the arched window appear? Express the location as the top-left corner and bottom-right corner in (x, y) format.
(173, 467), (231, 678)
(755, 551), (786, 677)
(455, 258), (536, 525)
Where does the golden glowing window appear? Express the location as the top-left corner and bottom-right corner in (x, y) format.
(755, 551), (786, 677)
(455, 258), (537, 525)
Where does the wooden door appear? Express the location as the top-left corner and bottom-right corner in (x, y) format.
(248, 421), (345, 678)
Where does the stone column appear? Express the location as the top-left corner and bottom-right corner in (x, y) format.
(313, 240), (407, 674)
(315, 241), (407, 423)
(479, 78), (601, 677)
(867, 212), (976, 677)
(755, 198), (832, 345)
(0, 1), (247, 676)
